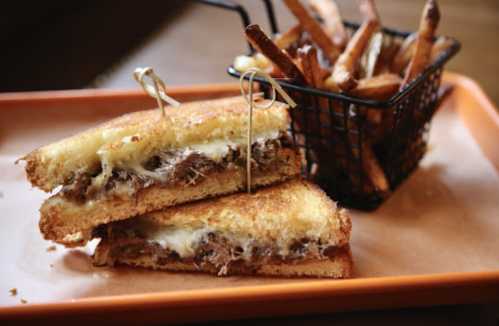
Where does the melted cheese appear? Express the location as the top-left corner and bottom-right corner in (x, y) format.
(92, 130), (281, 188)
(147, 227), (213, 257)
(188, 140), (237, 161)
(188, 130), (279, 161)
(142, 225), (283, 259)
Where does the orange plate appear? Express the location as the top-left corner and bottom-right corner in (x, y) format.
(1, 74), (499, 324)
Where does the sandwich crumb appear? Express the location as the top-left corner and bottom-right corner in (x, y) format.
(20, 299), (28, 304)
(9, 288), (17, 296)
(46, 245), (57, 252)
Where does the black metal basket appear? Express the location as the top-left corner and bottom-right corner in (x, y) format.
(197, 0), (460, 210)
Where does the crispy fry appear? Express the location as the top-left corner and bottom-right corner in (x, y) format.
(324, 75), (340, 92)
(233, 55), (258, 73)
(284, 0), (341, 64)
(297, 45), (330, 88)
(360, 32), (383, 78)
(274, 24), (303, 50)
(374, 37), (402, 74)
(401, 0), (440, 88)
(308, 0), (348, 49)
(298, 44), (332, 132)
(391, 32), (417, 74)
(350, 73), (402, 100)
(245, 24), (307, 84)
(269, 65), (286, 78)
(430, 36), (453, 63)
(293, 56), (306, 79)
(362, 140), (390, 192)
(297, 47), (315, 86)
(345, 108), (389, 193)
(330, 19), (379, 91)
(359, 0), (380, 23)
(254, 53), (271, 69)
(358, 0), (383, 78)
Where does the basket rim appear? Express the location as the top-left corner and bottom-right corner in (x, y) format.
(227, 20), (461, 109)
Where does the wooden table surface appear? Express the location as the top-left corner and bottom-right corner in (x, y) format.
(96, 0), (499, 107)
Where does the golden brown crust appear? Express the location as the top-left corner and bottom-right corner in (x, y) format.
(99, 245), (353, 278)
(39, 149), (302, 247)
(21, 95), (290, 192)
(146, 179), (351, 248)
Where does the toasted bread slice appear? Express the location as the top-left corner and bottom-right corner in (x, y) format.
(22, 95), (290, 192)
(93, 179), (353, 278)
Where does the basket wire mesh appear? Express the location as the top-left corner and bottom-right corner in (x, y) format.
(197, 0), (460, 210)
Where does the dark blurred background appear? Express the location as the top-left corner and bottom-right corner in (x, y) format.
(1, 0), (498, 105)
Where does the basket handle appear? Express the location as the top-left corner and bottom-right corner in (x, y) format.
(194, 0), (254, 54)
(194, 0), (281, 54)
(261, 0), (279, 34)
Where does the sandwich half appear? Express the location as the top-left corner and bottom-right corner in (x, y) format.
(21, 96), (301, 246)
(93, 179), (353, 278)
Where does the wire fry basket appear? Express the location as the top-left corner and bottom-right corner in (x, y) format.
(197, 0), (460, 210)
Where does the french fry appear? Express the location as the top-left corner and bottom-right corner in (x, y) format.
(350, 73), (402, 100)
(362, 140), (390, 192)
(430, 36), (453, 63)
(245, 24), (307, 84)
(297, 45), (330, 89)
(298, 45), (332, 129)
(254, 53), (271, 69)
(330, 19), (379, 91)
(274, 24), (303, 50)
(233, 53), (272, 73)
(344, 107), (389, 194)
(352, 73), (400, 138)
(374, 37), (402, 75)
(293, 56), (306, 80)
(269, 65), (286, 78)
(391, 32), (417, 74)
(283, 0), (341, 64)
(308, 0), (348, 49)
(233, 55), (259, 73)
(297, 47), (315, 86)
(358, 0), (383, 79)
(360, 32), (384, 78)
(401, 0), (440, 88)
(359, 0), (380, 23)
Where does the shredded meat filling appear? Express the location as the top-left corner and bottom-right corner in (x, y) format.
(93, 225), (345, 276)
(61, 135), (292, 203)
